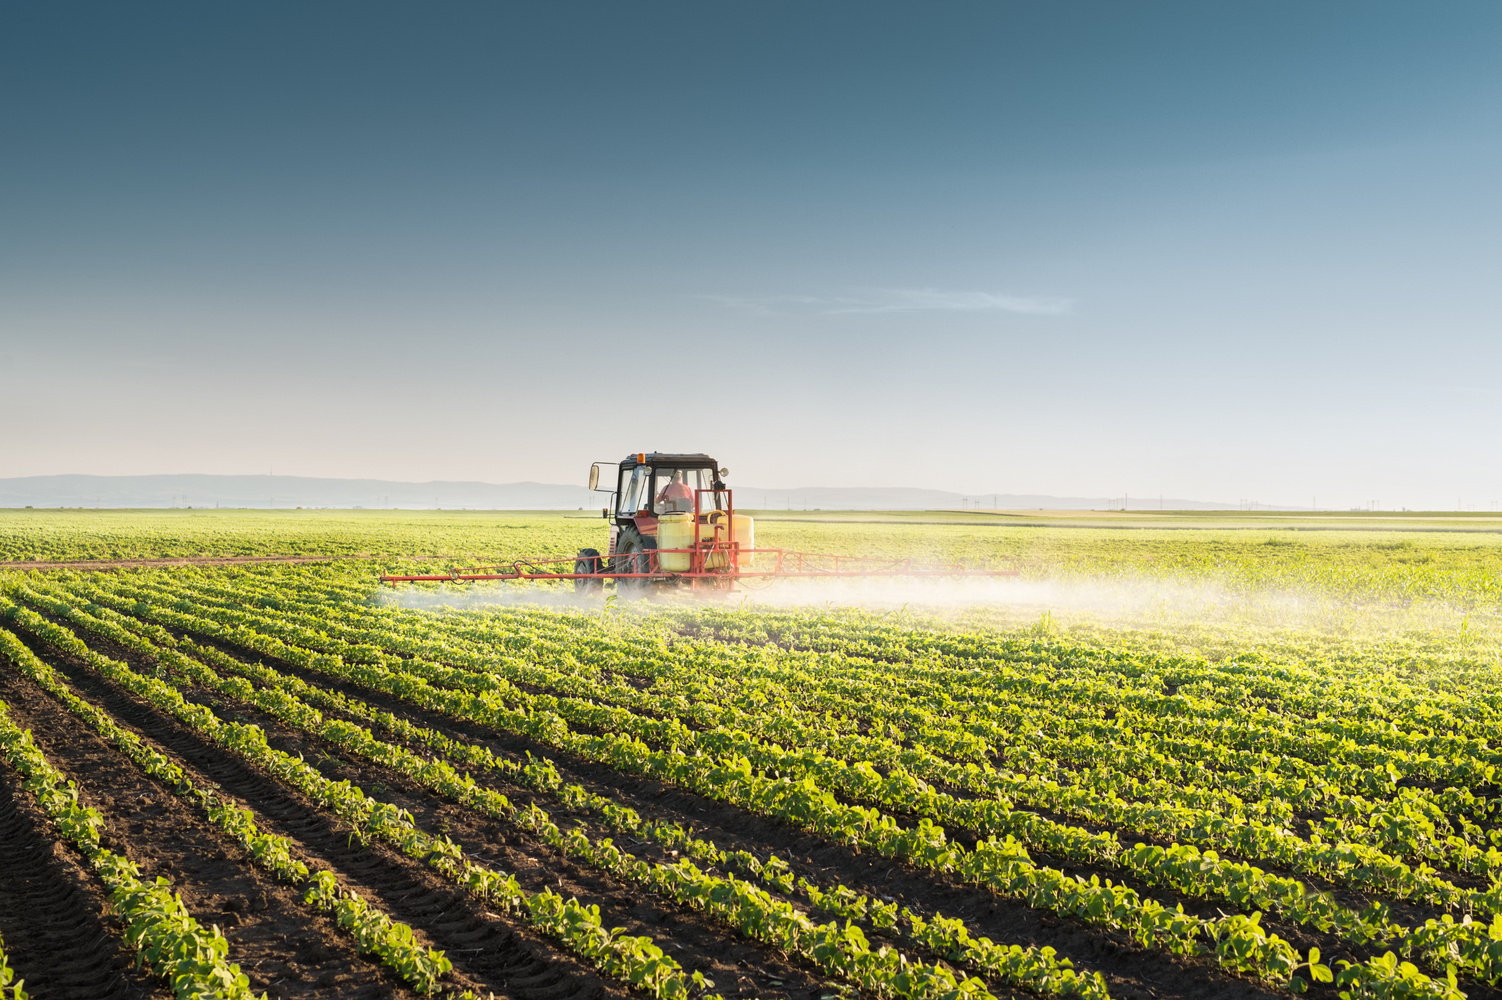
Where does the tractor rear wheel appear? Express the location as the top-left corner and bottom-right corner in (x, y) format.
(573, 548), (603, 595)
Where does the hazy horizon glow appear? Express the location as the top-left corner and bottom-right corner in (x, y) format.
(3, 2), (1500, 508)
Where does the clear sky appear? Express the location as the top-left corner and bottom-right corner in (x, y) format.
(3, 2), (1500, 508)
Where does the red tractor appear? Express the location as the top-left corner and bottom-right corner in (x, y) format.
(576, 452), (750, 595)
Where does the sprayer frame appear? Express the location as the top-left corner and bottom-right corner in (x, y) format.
(378, 484), (1017, 589)
(378, 450), (1019, 590)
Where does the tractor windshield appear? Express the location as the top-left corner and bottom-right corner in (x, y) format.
(651, 467), (712, 513)
(618, 466), (648, 516)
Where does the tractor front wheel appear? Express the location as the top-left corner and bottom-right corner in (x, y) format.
(615, 530), (657, 598)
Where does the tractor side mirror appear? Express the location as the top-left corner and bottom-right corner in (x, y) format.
(719, 467), (729, 478)
(588, 464), (600, 490)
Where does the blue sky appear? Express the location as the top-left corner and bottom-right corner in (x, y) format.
(3, 2), (1500, 507)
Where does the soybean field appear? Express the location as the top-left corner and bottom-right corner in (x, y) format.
(1, 509), (1501, 1000)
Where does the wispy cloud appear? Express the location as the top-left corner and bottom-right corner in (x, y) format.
(705, 287), (1072, 317)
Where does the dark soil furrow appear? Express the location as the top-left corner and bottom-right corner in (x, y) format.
(0, 665), (419, 1000)
(178, 679), (840, 1000)
(14, 628), (630, 1000)
(0, 735), (165, 1000)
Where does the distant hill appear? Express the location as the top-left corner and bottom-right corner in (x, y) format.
(0, 474), (1240, 511)
(732, 486), (1232, 511)
(0, 475), (592, 510)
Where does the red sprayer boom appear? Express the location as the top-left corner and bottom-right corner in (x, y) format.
(379, 452), (1016, 593)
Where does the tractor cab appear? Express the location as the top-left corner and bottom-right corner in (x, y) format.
(578, 452), (745, 592)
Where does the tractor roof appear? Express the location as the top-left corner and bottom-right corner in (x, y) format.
(620, 452), (718, 468)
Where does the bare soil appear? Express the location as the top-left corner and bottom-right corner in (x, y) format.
(183, 684), (843, 1000)
(0, 666), (426, 1000)
(0, 762), (165, 1000)
(7, 626), (639, 1000)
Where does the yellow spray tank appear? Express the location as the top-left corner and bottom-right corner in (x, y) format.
(656, 512), (696, 572)
(707, 509), (754, 569)
(656, 510), (754, 572)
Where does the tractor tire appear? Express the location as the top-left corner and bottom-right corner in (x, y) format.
(573, 548), (603, 595)
(615, 529), (657, 598)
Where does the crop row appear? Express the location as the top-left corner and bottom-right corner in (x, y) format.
(95, 575), (1494, 941)
(156, 567), (1502, 874)
(21, 584), (1119, 1000)
(0, 678), (262, 999)
(33, 576), (1468, 998)
(0, 595), (717, 1000)
(122, 596), (1117, 1000)
(0, 621), (455, 995)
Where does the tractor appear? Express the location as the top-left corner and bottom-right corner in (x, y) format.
(575, 452), (750, 594)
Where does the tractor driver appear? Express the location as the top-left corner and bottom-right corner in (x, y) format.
(656, 470), (696, 513)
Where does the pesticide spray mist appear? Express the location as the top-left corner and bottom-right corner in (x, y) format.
(378, 572), (1487, 642)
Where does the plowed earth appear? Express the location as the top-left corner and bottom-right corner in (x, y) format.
(41, 619), (833, 1000)
(4, 631), (633, 1000)
(0, 663), (429, 1000)
(0, 757), (164, 1000)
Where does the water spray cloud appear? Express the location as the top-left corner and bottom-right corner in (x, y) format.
(378, 572), (1488, 643)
